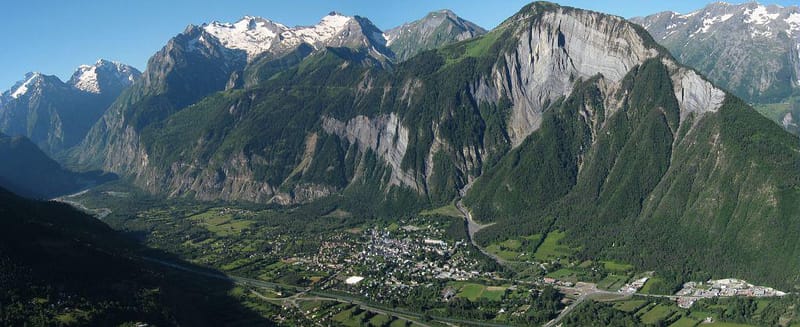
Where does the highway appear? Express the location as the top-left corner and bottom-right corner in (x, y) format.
(144, 256), (516, 327)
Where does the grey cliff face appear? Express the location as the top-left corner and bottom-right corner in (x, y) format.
(322, 5), (725, 198)
(75, 4), (731, 204)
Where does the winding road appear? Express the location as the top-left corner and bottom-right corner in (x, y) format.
(455, 181), (505, 267)
(455, 199), (505, 266)
(53, 189), (112, 219)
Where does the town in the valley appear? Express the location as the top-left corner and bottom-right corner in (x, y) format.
(66, 189), (795, 326)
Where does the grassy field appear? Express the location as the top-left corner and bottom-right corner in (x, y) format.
(546, 268), (579, 281)
(485, 235), (542, 261)
(453, 282), (507, 302)
(420, 203), (462, 218)
(602, 260), (634, 273)
(534, 231), (575, 261)
(613, 300), (648, 313)
(369, 314), (392, 326)
(639, 276), (665, 294)
(329, 304), (415, 327)
(640, 304), (676, 325)
(705, 323), (757, 327)
(755, 102), (792, 122)
(188, 209), (253, 237)
(689, 311), (716, 321)
(390, 319), (411, 327)
(670, 316), (700, 327)
(332, 305), (394, 327)
(598, 274), (629, 290)
(486, 244), (523, 261)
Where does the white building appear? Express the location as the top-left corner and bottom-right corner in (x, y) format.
(345, 276), (365, 285)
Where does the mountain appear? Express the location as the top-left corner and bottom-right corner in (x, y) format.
(73, 12), (396, 172)
(0, 60), (140, 156)
(632, 2), (800, 134)
(386, 9), (487, 61)
(72, 1), (800, 289)
(0, 132), (110, 199)
(68, 59), (141, 95)
(202, 12), (392, 63)
(0, 186), (272, 325)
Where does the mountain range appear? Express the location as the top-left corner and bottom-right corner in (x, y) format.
(54, 0), (800, 291)
(633, 2), (800, 134)
(0, 60), (140, 156)
(2, 1), (800, 316)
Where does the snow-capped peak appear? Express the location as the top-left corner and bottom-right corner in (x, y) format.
(318, 12), (352, 29)
(9, 72), (42, 99)
(68, 59), (140, 94)
(202, 16), (283, 59)
(71, 65), (101, 93)
(292, 12), (354, 46)
(197, 12), (360, 61)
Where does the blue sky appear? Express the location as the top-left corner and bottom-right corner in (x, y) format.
(1, 1), (797, 90)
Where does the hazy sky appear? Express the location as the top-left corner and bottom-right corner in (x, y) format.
(1, 1), (797, 89)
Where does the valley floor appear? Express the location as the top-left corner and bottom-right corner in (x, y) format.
(59, 182), (799, 326)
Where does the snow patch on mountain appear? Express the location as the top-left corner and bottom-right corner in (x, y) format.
(383, 33), (393, 46)
(692, 13), (735, 36)
(294, 13), (352, 45)
(744, 5), (780, 25)
(72, 65), (101, 93)
(9, 73), (41, 99)
(786, 12), (800, 34)
(202, 17), (280, 58)
(200, 13), (357, 60)
(68, 59), (139, 94)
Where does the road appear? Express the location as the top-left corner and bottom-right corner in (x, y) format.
(53, 190), (112, 219)
(545, 292), (587, 327)
(455, 181), (504, 267)
(144, 257), (514, 327)
(455, 199), (506, 267)
(545, 282), (629, 327)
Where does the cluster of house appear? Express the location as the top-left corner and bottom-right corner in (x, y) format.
(357, 229), (482, 281)
(542, 277), (574, 287)
(316, 225), (487, 302)
(674, 278), (788, 308)
(619, 277), (649, 294)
